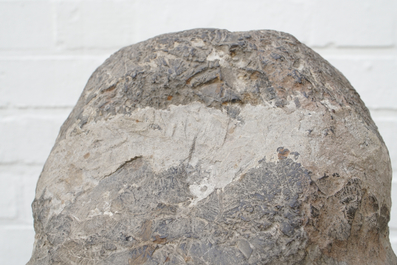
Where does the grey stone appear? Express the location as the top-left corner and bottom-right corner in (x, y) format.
(237, 239), (253, 259)
(28, 29), (396, 264)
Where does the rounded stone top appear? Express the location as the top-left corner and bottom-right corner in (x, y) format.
(29, 29), (395, 264)
(62, 28), (377, 139)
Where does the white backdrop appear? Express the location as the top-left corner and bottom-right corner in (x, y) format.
(0, 0), (396, 263)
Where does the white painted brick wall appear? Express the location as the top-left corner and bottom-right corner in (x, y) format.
(0, 165), (43, 225)
(0, 173), (17, 219)
(0, 0), (396, 263)
(134, 0), (311, 44)
(0, 110), (70, 164)
(0, 226), (35, 265)
(55, 1), (139, 49)
(308, 0), (396, 47)
(0, 2), (53, 49)
(0, 57), (106, 107)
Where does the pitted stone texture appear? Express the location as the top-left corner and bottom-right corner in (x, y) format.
(28, 29), (396, 264)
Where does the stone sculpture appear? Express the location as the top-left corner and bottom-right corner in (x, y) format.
(28, 29), (396, 264)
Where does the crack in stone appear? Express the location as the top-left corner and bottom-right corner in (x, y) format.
(101, 156), (142, 180)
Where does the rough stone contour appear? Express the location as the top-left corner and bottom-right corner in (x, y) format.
(28, 29), (396, 264)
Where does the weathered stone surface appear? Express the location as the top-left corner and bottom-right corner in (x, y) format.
(28, 29), (396, 264)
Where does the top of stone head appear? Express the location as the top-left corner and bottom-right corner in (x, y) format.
(61, 28), (378, 137)
(29, 29), (396, 264)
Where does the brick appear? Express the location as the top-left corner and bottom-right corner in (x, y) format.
(0, 110), (71, 164)
(135, 0), (310, 44)
(0, 57), (105, 107)
(308, 0), (395, 47)
(0, 174), (17, 219)
(0, 1), (53, 49)
(55, 1), (139, 49)
(0, 226), (34, 265)
(324, 56), (397, 109)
